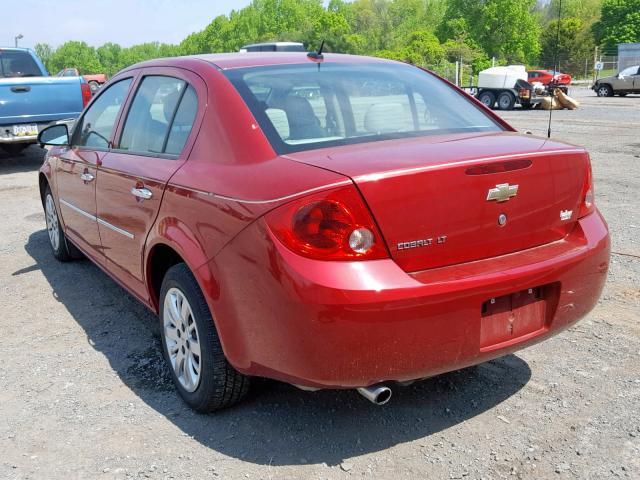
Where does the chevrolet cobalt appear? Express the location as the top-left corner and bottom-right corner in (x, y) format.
(37, 53), (610, 411)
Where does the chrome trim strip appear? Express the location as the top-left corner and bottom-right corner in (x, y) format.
(97, 217), (135, 239)
(59, 198), (134, 239)
(59, 198), (96, 221)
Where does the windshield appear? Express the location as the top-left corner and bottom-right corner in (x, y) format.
(225, 62), (503, 154)
(0, 50), (42, 78)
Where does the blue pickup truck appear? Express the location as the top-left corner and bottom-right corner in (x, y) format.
(0, 47), (90, 155)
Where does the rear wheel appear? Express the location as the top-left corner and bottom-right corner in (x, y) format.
(477, 91), (496, 109)
(596, 84), (613, 97)
(159, 263), (249, 412)
(497, 91), (516, 110)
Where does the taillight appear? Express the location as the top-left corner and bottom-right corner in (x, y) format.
(81, 83), (92, 107)
(265, 185), (389, 260)
(578, 157), (595, 218)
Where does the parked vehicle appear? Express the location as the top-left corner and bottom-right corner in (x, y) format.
(476, 65), (540, 110)
(593, 65), (640, 97)
(57, 67), (108, 93)
(527, 69), (572, 89)
(0, 47), (90, 155)
(240, 41), (305, 52)
(37, 52), (609, 411)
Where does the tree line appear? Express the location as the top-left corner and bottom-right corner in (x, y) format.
(33, 0), (639, 79)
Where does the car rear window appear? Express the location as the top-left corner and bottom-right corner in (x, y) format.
(225, 62), (503, 154)
(0, 50), (42, 78)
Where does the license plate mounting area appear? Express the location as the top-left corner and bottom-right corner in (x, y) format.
(480, 286), (549, 351)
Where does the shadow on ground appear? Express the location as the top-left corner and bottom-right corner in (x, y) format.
(0, 145), (45, 175)
(23, 229), (531, 466)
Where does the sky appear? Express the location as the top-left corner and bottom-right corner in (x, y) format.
(6, 0), (252, 49)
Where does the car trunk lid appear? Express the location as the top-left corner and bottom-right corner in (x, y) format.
(286, 132), (589, 272)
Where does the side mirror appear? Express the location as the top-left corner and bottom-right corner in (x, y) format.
(38, 124), (70, 147)
(617, 73), (624, 79)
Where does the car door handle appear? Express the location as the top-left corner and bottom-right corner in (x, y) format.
(11, 86), (31, 93)
(131, 187), (153, 200)
(80, 172), (95, 182)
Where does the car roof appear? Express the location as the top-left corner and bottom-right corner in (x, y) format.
(120, 52), (397, 73)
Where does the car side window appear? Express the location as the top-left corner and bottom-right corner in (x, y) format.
(72, 78), (132, 149)
(164, 86), (198, 155)
(119, 76), (189, 155)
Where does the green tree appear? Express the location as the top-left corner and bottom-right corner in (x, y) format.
(48, 41), (102, 74)
(33, 43), (53, 72)
(96, 43), (122, 76)
(593, 0), (640, 49)
(439, 0), (541, 63)
(540, 17), (595, 75)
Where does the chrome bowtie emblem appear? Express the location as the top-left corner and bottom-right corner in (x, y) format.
(486, 183), (518, 202)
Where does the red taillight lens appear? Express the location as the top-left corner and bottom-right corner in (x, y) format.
(265, 186), (389, 260)
(578, 158), (595, 218)
(81, 83), (92, 107)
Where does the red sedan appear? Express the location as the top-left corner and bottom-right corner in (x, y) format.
(527, 69), (572, 86)
(37, 53), (609, 411)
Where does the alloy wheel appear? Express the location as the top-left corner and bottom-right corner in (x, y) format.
(163, 287), (202, 392)
(45, 194), (60, 252)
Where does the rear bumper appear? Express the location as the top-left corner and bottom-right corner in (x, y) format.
(205, 210), (609, 388)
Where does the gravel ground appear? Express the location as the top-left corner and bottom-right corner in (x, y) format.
(0, 87), (638, 480)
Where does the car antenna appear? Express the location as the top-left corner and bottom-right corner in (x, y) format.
(547, 0), (563, 138)
(307, 40), (325, 60)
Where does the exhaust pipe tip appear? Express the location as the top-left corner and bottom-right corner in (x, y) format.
(357, 385), (392, 405)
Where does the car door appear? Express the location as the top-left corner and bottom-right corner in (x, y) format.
(55, 77), (133, 255)
(95, 68), (203, 299)
(614, 66), (637, 91)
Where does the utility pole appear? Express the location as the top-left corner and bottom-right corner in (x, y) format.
(592, 46), (598, 83)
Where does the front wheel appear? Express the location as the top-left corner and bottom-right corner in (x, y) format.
(44, 186), (82, 261)
(596, 84), (613, 97)
(159, 263), (249, 412)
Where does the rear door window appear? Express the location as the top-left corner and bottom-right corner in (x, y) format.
(72, 78), (132, 149)
(118, 75), (197, 156)
(164, 86), (198, 155)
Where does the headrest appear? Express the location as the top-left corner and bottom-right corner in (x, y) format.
(265, 108), (290, 139)
(364, 103), (406, 134)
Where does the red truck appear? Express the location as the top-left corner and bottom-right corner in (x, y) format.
(56, 67), (107, 93)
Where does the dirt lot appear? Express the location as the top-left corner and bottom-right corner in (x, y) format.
(1, 87), (638, 480)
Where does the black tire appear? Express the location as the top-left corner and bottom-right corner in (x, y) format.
(497, 91), (516, 110)
(159, 263), (249, 412)
(596, 84), (613, 97)
(43, 186), (83, 261)
(88, 81), (100, 93)
(477, 91), (496, 109)
(521, 101), (534, 110)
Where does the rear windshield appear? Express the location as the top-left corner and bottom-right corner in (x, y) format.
(225, 62), (503, 154)
(0, 50), (42, 78)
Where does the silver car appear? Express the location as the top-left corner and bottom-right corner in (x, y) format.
(593, 65), (640, 97)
